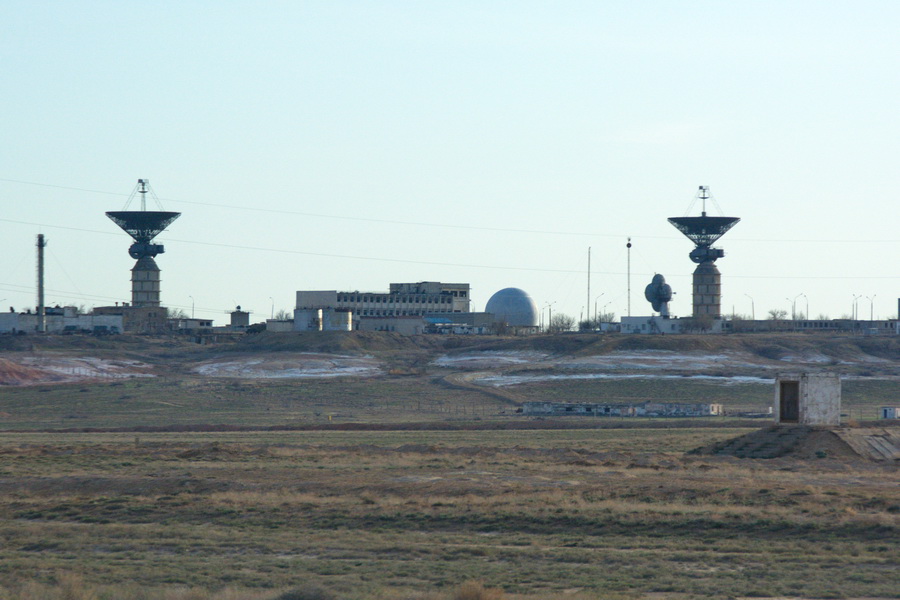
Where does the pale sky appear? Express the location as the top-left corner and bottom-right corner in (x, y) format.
(1, 1), (898, 324)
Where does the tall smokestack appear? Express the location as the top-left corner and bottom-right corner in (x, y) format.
(37, 234), (47, 333)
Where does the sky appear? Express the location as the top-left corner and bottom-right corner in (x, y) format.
(1, 1), (898, 325)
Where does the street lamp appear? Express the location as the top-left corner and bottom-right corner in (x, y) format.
(865, 295), (876, 321)
(801, 293), (808, 321)
(269, 297), (275, 320)
(593, 293), (604, 329)
(852, 294), (861, 320)
(601, 300), (614, 322)
(543, 302), (556, 333)
(786, 293), (803, 320)
(188, 295), (194, 319)
(744, 294), (755, 321)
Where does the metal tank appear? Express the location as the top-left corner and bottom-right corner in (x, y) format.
(293, 309), (322, 331)
(322, 308), (352, 331)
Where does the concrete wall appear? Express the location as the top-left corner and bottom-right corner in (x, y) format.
(265, 320), (294, 332)
(296, 291), (338, 309)
(356, 316), (427, 335)
(620, 316), (724, 334)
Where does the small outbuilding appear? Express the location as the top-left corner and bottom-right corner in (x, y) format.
(881, 407), (900, 420)
(774, 373), (841, 426)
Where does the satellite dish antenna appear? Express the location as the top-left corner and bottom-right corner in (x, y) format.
(106, 179), (181, 259)
(667, 186), (739, 318)
(106, 179), (181, 308)
(667, 186), (740, 264)
(644, 274), (673, 317)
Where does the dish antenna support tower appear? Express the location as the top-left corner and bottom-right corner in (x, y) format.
(667, 186), (740, 319)
(106, 179), (181, 308)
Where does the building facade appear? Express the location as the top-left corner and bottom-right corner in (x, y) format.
(522, 402), (723, 417)
(296, 282), (471, 317)
(0, 307), (124, 335)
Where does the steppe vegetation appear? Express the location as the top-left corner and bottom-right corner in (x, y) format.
(0, 428), (897, 599)
(0, 332), (897, 599)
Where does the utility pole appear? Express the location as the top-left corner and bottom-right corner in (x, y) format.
(586, 247), (591, 324)
(626, 237), (632, 317)
(36, 234), (47, 333)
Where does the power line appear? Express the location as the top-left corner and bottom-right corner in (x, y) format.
(0, 217), (897, 280)
(2, 177), (898, 244)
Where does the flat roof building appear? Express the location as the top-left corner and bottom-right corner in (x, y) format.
(296, 282), (471, 317)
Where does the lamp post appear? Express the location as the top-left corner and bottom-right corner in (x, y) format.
(866, 295), (876, 321)
(601, 300), (613, 321)
(593, 293), (604, 330)
(544, 302), (556, 333)
(269, 297), (274, 320)
(801, 293), (808, 321)
(852, 294), (861, 320)
(188, 296), (194, 319)
(744, 294), (755, 321)
(626, 237), (632, 317)
(787, 293), (803, 321)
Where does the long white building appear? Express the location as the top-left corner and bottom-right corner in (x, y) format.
(296, 282), (471, 317)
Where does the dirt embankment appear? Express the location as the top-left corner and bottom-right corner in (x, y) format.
(0, 331), (897, 386)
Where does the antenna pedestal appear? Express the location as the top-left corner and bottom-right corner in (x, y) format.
(131, 257), (162, 307)
(692, 262), (722, 318)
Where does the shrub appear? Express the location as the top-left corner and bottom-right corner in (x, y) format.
(450, 581), (505, 600)
(274, 585), (336, 600)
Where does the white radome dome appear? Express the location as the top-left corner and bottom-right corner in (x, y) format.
(485, 288), (539, 327)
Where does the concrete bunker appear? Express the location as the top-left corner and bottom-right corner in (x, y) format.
(774, 373), (841, 426)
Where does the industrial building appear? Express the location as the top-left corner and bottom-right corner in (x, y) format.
(522, 401), (723, 417)
(0, 306), (123, 335)
(295, 282), (481, 332)
(296, 282), (471, 317)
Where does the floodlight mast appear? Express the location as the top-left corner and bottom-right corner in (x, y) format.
(106, 179), (181, 308)
(668, 186), (740, 319)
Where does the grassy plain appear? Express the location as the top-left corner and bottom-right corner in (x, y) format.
(1, 332), (898, 598)
(0, 375), (895, 430)
(0, 428), (897, 600)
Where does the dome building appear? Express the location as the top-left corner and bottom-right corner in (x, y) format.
(486, 288), (539, 327)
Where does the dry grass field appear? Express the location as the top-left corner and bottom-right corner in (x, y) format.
(0, 428), (897, 600)
(1, 332), (897, 599)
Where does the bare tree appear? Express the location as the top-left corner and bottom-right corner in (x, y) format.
(578, 312), (616, 331)
(169, 308), (189, 319)
(767, 309), (788, 320)
(549, 313), (575, 333)
(274, 309), (292, 321)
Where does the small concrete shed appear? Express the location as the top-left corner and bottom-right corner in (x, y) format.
(881, 407), (900, 420)
(774, 373), (841, 426)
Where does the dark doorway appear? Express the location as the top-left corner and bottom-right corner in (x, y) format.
(780, 381), (800, 423)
